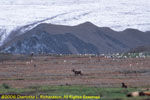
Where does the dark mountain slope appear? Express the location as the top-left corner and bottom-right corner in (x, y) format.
(3, 32), (99, 54)
(128, 46), (150, 53)
(1, 22), (150, 54)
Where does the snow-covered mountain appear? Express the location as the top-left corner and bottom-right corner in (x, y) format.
(0, 0), (150, 46)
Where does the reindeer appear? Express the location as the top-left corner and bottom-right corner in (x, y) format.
(34, 64), (37, 68)
(72, 69), (83, 76)
(121, 82), (127, 88)
(127, 91), (139, 97)
(30, 52), (34, 57)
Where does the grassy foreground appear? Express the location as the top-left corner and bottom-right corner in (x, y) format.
(0, 84), (150, 100)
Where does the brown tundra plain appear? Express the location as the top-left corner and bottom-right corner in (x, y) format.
(0, 54), (150, 100)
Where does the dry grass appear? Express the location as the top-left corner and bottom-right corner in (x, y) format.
(0, 55), (150, 88)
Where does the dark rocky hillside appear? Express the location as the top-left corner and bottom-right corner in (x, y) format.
(1, 22), (150, 54)
(128, 46), (150, 53)
(2, 32), (99, 54)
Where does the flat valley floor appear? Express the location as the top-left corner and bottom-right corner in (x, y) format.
(0, 55), (150, 88)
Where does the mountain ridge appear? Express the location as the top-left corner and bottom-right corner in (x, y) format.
(1, 22), (150, 54)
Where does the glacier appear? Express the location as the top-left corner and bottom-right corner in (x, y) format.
(0, 0), (150, 46)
